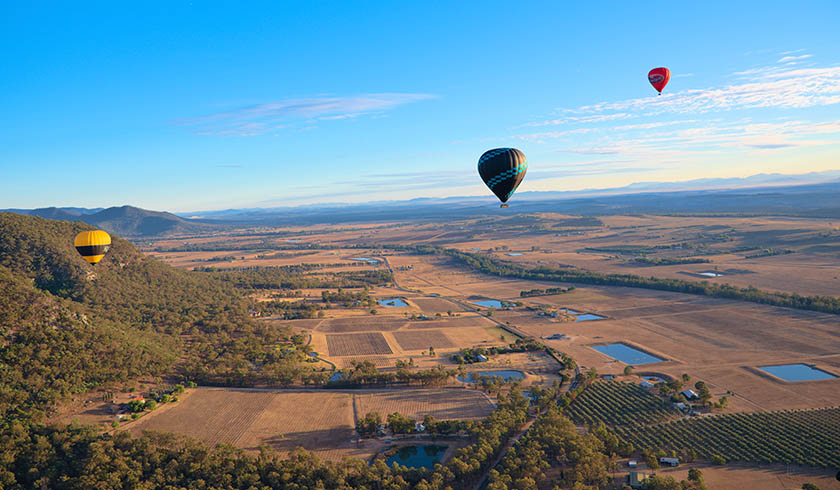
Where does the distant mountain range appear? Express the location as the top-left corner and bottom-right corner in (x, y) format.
(0, 205), (214, 237)
(183, 173), (840, 225)
(5, 171), (840, 236)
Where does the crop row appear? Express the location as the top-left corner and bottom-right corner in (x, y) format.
(565, 381), (676, 427)
(614, 407), (840, 468)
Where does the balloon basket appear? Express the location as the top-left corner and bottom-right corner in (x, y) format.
(500, 204), (509, 208)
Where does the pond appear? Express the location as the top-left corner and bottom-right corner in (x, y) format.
(591, 344), (663, 365)
(350, 257), (380, 265)
(699, 271), (724, 277)
(758, 364), (837, 382)
(507, 252), (523, 256)
(472, 299), (504, 308)
(329, 372), (345, 382)
(386, 445), (447, 469)
(575, 313), (606, 322)
(458, 370), (525, 383)
(378, 298), (409, 307)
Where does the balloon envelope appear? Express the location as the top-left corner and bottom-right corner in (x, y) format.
(648, 67), (671, 94)
(477, 148), (527, 203)
(74, 230), (111, 265)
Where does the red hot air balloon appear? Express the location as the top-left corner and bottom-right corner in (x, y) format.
(648, 67), (670, 95)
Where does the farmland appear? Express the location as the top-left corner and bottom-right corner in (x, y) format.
(565, 380), (678, 427)
(615, 407), (840, 468)
(130, 212), (840, 478)
(392, 330), (456, 351)
(326, 332), (393, 356)
(125, 387), (496, 461)
(353, 389), (495, 421)
(128, 388), (363, 460)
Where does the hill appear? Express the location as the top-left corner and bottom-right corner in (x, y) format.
(0, 212), (284, 426)
(2, 205), (215, 237)
(84, 205), (214, 237)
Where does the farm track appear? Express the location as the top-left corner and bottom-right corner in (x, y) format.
(472, 417), (536, 490)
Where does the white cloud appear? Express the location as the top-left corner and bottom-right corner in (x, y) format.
(778, 54), (812, 63)
(181, 93), (435, 136)
(567, 65), (840, 116)
(519, 113), (631, 127)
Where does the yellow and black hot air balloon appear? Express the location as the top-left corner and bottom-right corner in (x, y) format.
(74, 230), (111, 265)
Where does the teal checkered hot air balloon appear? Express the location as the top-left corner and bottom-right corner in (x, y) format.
(477, 148), (527, 207)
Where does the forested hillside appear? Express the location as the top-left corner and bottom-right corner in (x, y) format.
(0, 213), (333, 425)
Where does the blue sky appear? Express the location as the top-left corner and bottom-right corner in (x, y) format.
(1, 1), (839, 212)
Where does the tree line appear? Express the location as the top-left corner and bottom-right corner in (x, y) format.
(386, 244), (840, 315)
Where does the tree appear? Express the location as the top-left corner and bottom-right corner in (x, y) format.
(802, 484), (821, 490)
(428, 346), (435, 357)
(387, 412), (415, 434)
(624, 365), (634, 376)
(356, 412), (382, 437)
(144, 400), (158, 411)
(710, 454), (726, 465)
(128, 399), (146, 413)
(644, 449), (660, 469)
(687, 468), (703, 483)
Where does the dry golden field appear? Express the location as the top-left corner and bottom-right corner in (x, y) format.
(353, 389), (495, 421)
(601, 462), (840, 490)
(124, 387), (497, 461)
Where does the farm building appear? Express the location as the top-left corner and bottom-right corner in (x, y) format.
(627, 471), (648, 488)
(681, 389), (698, 400)
(675, 402), (687, 411)
(640, 380), (653, 388)
(627, 460), (638, 468)
(415, 422), (426, 432)
(659, 457), (679, 467)
(475, 354), (489, 362)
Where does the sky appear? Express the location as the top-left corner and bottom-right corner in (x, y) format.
(1, 1), (839, 212)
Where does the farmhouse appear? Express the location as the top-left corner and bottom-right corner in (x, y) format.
(681, 389), (698, 400)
